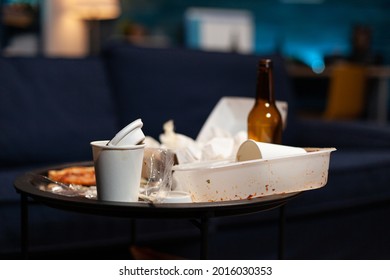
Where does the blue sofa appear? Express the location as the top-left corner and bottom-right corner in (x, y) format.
(2, 42), (390, 259)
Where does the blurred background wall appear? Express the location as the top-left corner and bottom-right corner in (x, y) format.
(117, 0), (390, 68)
(1, 0), (389, 67)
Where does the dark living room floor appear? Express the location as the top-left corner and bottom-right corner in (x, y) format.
(4, 200), (390, 260)
(2, 218), (282, 260)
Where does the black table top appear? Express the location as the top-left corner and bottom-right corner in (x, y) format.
(14, 161), (300, 219)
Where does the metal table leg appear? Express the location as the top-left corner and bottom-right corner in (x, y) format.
(278, 204), (286, 260)
(130, 219), (137, 246)
(200, 216), (209, 260)
(190, 216), (210, 260)
(21, 193), (29, 259)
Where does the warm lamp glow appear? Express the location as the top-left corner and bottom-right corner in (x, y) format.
(74, 0), (121, 20)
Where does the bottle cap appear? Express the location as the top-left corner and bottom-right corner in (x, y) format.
(259, 59), (272, 68)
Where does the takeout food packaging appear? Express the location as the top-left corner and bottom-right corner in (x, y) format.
(172, 96), (336, 202)
(172, 147), (335, 202)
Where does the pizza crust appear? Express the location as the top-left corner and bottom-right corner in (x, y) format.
(48, 166), (96, 186)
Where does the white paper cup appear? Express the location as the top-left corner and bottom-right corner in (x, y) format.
(91, 140), (145, 202)
(236, 139), (306, 161)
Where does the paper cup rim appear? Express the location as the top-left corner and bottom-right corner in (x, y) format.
(236, 139), (263, 161)
(91, 140), (145, 150)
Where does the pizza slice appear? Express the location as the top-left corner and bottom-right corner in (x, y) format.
(48, 166), (96, 186)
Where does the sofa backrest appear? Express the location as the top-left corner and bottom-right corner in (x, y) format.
(103, 43), (296, 143)
(0, 56), (119, 166)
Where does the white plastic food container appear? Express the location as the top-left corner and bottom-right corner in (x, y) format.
(172, 148), (336, 202)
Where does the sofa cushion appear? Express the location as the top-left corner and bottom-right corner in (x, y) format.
(0, 57), (119, 166)
(293, 118), (390, 149)
(288, 149), (390, 214)
(103, 43), (296, 142)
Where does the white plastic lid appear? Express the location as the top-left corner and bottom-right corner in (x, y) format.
(107, 119), (145, 146)
(160, 191), (192, 203)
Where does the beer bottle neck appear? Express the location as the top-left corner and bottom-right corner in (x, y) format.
(255, 62), (275, 103)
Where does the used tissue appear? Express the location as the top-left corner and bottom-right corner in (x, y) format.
(145, 96), (288, 164)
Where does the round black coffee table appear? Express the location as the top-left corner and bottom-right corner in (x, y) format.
(14, 161), (300, 259)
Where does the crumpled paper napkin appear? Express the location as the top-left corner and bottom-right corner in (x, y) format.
(145, 120), (247, 164)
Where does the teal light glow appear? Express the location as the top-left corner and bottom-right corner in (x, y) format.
(284, 44), (326, 73)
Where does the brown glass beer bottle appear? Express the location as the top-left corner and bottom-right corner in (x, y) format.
(247, 59), (283, 144)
